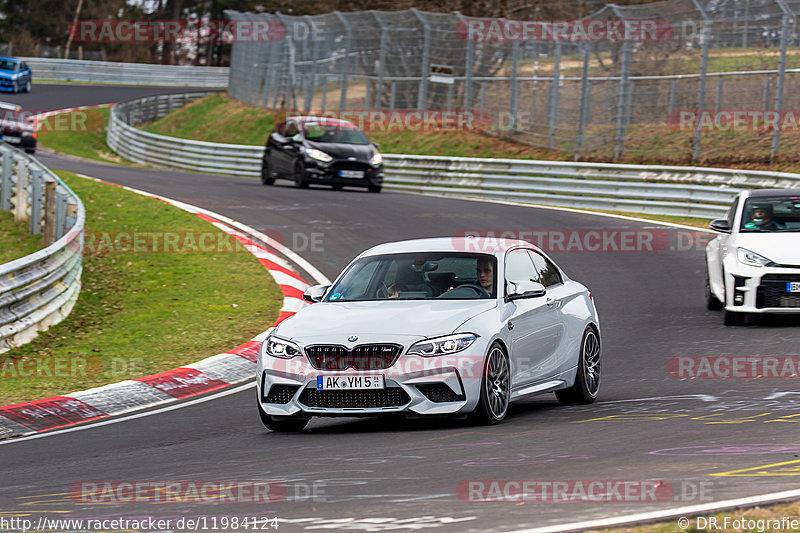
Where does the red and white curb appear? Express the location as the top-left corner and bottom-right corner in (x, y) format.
(0, 174), (329, 440)
(33, 103), (113, 126)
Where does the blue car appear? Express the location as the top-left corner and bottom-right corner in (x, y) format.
(0, 57), (31, 93)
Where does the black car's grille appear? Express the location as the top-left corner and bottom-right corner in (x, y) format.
(263, 384), (300, 404)
(416, 383), (466, 403)
(305, 344), (402, 371)
(757, 274), (800, 308)
(329, 161), (373, 172)
(300, 387), (410, 408)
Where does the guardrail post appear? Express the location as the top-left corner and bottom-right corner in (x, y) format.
(55, 191), (67, 240)
(14, 158), (28, 222)
(43, 179), (56, 244)
(0, 150), (11, 211)
(66, 200), (77, 230)
(29, 169), (43, 234)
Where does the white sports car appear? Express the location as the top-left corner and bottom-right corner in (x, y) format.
(706, 188), (800, 325)
(257, 237), (601, 431)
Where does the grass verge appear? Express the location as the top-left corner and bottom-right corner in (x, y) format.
(0, 170), (283, 405)
(0, 211), (45, 264)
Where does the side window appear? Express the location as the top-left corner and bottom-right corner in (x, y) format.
(529, 251), (563, 287)
(727, 197), (739, 227)
(20, 62), (27, 71)
(505, 249), (539, 284)
(274, 120), (287, 137)
(285, 121), (299, 137)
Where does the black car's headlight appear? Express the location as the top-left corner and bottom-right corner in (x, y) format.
(264, 336), (302, 359)
(302, 147), (333, 163)
(370, 152), (382, 166)
(407, 333), (477, 357)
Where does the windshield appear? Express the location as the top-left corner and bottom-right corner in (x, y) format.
(0, 60), (17, 71)
(739, 196), (800, 232)
(325, 252), (497, 301)
(303, 122), (369, 145)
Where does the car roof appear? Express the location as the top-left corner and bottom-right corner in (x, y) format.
(360, 237), (540, 257)
(746, 188), (800, 198)
(286, 115), (357, 128)
(0, 57), (20, 63)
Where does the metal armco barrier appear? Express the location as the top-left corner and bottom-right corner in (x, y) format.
(107, 93), (800, 219)
(0, 144), (84, 354)
(23, 57), (228, 87)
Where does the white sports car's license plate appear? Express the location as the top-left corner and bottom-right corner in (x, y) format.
(317, 375), (384, 390)
(339, 170), (364, 178)
(1, 136), (20, 144)
(786, 282), (800, 293)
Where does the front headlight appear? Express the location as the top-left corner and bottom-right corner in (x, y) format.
(370, 152), (382, 166)
(264, 336), (302, 359)
(407, 333), (477, 357)
(303, 147), (332, 162)
(737, 247), (774, 267)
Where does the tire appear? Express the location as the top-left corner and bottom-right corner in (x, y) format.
(556, 326), (601, 405)
(260, 158), (275, 185)
(705, 272), (723, 310)
(293, 159), (308, 189)
(724, 310), (744, 326)
(471, 342), (510, 425)
(23, 80), (31, 93)
(332, 184), (343, 191)
(257, 392), (308, 432)
(368, 185), (382, 193)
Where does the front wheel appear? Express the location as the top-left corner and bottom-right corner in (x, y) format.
(260, 158), (275, 185)
(23, 80), (31, 93)
(471, 342), (510, 425)
(257, 393), (308, 432)
(724, 310), (745, 326)
(293, 159), (309, 189)
(368, 185), (382, 193)
(556, 326), (601, 405)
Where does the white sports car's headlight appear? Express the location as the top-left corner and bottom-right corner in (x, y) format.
(407, 333), (477, 357)
(303, 147), (332, 162)
(264, 336), (302, 359)
(737, 247), (774, 267)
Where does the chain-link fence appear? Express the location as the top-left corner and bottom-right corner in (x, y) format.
(226, 2), (800, 163)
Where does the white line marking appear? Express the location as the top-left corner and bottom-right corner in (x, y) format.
(0, 382), (254, 446)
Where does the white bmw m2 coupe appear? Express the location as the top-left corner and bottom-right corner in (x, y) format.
(257, 237), (601, 431)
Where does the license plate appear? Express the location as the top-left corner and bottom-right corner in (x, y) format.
(339, 170), (364, 178)
(317, 375), (384, 390)
(786, 282), (800, 293)
(1, 136), (20, 144)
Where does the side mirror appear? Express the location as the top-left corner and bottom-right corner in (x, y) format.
(709, 219), (731, 233)
(291, 133), (303, 143)
(303, 284), (330, 303)
(372, 142), (380, 149)
(506, 280), (546, 301)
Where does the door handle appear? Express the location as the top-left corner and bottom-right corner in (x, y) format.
(507, 321), (514, 330)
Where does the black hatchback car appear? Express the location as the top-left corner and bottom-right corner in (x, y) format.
(261, 116), (384, 192)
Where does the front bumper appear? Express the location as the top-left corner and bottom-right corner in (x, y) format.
(303, 158), (383, 188)
(256, 339), (489, 417)
(723, 264), (800, 314)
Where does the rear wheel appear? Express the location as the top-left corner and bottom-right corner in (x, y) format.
(260, 158), (275, 185)
(556, 326), (601, 405)
(257, 392), (308, 432)
(293, 159), (309, 189)
(471, 342), (510, 425)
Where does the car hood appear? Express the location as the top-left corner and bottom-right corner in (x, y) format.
(306, 141), (374, 161)
(275, 300), (496, 343)
(0, 71), (17, 80)
(736, 233), (800, 265)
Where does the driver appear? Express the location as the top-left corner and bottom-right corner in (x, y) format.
(477, 257), (494, 296)
(744, 204), (785, 230)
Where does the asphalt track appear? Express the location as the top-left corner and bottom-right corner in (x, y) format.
(2, 85), (800, 532)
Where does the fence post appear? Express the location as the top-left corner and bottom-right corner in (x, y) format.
(411, 9), (431, 111)
(548, 42), (562, 149)
(455, 12), (474, 110)
(29, 169), (43, 234)
(480, 82), (487, 112)
(771, 9), (792, 162)
(305, 15), (318, 114)
(574, 45), (591, 160)
(715, 76), (723, 113)
(44, 180), (56, 244)
(334, 12), (352, 113)
(390, 82), (397, 110)
(509, 40), (520, 131)
(691, 0), (711, 161)
(0, 150), (11, 211)
(14, 158), (27, 222)
(668, 79), (677, 117)
(613, 39), (631, 162)
(372, 11), (387, 110)
(762, 76), (771, 116)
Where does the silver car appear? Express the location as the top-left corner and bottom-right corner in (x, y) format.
(256, 237), (601, 431)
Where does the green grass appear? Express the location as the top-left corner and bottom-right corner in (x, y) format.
(0, 211), (44, 264)
(0, 170), (283, 405)
(37, 107), (139, 166)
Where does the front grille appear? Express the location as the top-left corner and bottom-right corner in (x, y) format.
(416, 383), (465, 403)
(305, 344), (402, 371)
(757, 274), (800, 308)
(300, 387), (410, 408)
(263, 384), (300, 404)
(329, 161), (372, 172)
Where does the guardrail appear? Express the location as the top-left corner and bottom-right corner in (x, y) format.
(24, 57), (229, 88)
(106, 93), (800, 219)
(0, 144), (84, 353)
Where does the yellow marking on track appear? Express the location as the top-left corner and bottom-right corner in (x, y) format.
(711, 458), (800, 477)
(573, 414), (689, 423)
(691, 412), (772, 424)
